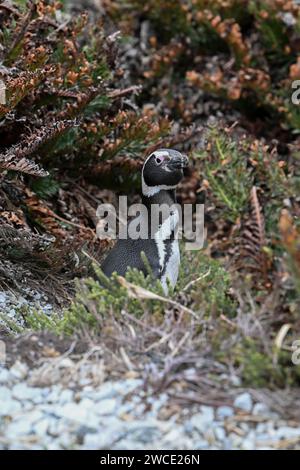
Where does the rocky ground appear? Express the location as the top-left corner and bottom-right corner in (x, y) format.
(1, 291), (300, 450)
(1, 358), (300, 450)
(0, 290), (54, 331)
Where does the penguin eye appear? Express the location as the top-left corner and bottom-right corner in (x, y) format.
(155, 156), (163, 165)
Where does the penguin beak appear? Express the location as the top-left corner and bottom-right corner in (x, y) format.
(167, 154), (189, 170)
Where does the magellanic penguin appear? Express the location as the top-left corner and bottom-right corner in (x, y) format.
(101, 149), (189, 293)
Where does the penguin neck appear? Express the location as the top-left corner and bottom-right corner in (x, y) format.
(142, 188), (177, 209)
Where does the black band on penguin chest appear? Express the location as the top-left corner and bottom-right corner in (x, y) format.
(160, 235), (176, 277)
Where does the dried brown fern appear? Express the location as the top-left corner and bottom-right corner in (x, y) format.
(232, 186), (271, 287)
(0, 119), (77, 176)
(0, 155), (48, 177)
(24, 189), (68, 239)
(0, 67), (57, 118)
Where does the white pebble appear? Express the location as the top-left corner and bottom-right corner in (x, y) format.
(9, 361), (28, 380)
(96, 398), (117, 415)
(234, 392), (253, 412)
(216, 406), (234, 419)
(0, 367), (9, 383)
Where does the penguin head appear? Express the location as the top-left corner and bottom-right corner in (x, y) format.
(142, 148), (189, 196)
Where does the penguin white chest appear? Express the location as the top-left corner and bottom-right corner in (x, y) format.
(154, 210), (180, 294)
(161, 240), (180, 293)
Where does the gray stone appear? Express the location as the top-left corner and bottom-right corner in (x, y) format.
(228, 432), (243, 448)
(0, 368), (9, 383)
(125, 420), (162, 443)
(0, 398), (22, 416)
(252, 402), (269, 416)
(234, 392), (253, 412)
(83, 381), (118, 401)
(241, 437), (255, 450)
(0, 385), (11, 401)
(8, 443), (30, 450)
(230, 375), (242, 387)
(163, 428), (184, 444)
(240, 422), (250, 432)
(59, 389), (74, 404)
(214, 426), (226, 441)
(275, 426), (300, 439)
(168, 437), (197, 450)
(12, 383), (42, 401)
(256, 423), (268, 434)
(48, 418), (69, 437)
(255, 432), (274, 443)
(46, 385), (62, 403)
(216, 406), (234, 419)
(151, 393), (168, 414)
(190, 406), (214, 433)
(33, 419), (49, 436)
(242, 430), (256, 448)
(86, 379), (142, 402)
(84, 432), (120, 449)
(192, 439), (210, 450)
(47, 442), (61, 450)
(55, 402), (86, 419)
(8, 308), (16, 317)
(96, 398), (117, 415)
(183, 421), (193, 434)
(78, 397), (95, 409)
(112, 439), (147, 450)
(58, 358), (74, 369)
(6, 418), (33, 437)
(3, 371), (300, 451)
(222, 437), (234, 450)
(9, 361), (28, 380)
(31, 388), (51, 405)
(119, 402), (145, 418)
(55, 403), (99, 429)
(58, 432), (74, 448)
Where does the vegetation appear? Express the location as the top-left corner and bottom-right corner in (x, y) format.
(0, 0), (300, 390)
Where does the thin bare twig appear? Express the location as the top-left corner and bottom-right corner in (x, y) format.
(183, 268), (211, 292)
